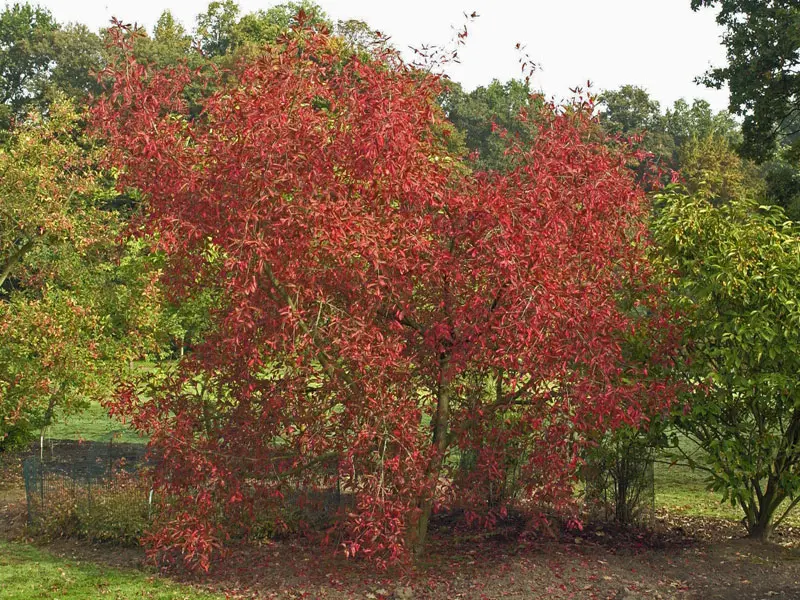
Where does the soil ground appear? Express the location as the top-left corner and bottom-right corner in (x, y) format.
(3, 447), (800, 599)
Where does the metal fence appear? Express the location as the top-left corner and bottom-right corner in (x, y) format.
(22, 440), (151, 545)
(21, 441), (349, 544)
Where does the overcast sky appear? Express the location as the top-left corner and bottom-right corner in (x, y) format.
(31, 0), (730, 112)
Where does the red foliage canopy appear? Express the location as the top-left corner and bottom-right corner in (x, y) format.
(93, 27), (675, 570)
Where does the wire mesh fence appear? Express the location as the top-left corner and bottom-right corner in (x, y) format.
(22, 440), (152, 545)
(20, 441), (350, 544)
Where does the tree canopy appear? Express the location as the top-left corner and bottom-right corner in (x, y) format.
(692, 0), (800, 162)
(0, 98), (143, 448)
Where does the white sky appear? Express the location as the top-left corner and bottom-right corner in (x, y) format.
(30, 0), (730, 112)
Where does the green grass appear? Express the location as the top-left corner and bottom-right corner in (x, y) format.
(0, 541), (222, 600)
(654, 460), (744, 519)
(45, 360), (165, 444)
(651, 431), (737, 518)
(48, 401), (146, 445)
(654, 452), (800, 528)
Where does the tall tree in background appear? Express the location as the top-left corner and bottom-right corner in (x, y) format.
(0, 2), (56, 131)
(132, 10), (193, 67)
(600, 85), (664, 136)
(692, 0), (800, 162)
(194, 0), (239, 57)
(440, 78), (539, 171)
(599, 86), (741, 176)
(664, 98), (740, 150)
(762, 159), (800, 221)
(0, 3), (105, 133)
(48, 23), (104, 103)
(194, 0), (330, 58)
(234, 1), (331, 49)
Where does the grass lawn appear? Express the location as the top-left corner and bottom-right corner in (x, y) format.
(48, 401), (146, 445)
(655, 460), (743, 519)
(45, 361), (164, 445)
(0, 541), (222, 600)
(654, 454), (800, 528)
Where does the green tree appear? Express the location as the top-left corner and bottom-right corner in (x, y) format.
(0, 98), (100, 291)
(0, 2), (57, 130)
(0, 99), (107, 445)
(692, 0), (800, 162)
(679, 133), (763, 205)
(653, 186), (800, 540)
(47, 24), (104, 105)
(133, 10), (193, 67)
(599, 85), (676, 174)
(600, 85), (663, 135)
(664, 98), (741, 150)
(335, 18), (388, 55)
(763, 155), (800, 222)
(440, 78), (539, 171)
(0, 4), (106, 134)
(0, 98), (162, 449)
(600, 86), (747, 189)
(233, 1), (330, 48)
(194, 0), (240, 57)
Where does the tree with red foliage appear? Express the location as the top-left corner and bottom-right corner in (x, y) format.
(92, 24), (675, 570)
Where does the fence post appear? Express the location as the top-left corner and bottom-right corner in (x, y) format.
(22, 458), (33, 525)
(40, 461), (45, 514)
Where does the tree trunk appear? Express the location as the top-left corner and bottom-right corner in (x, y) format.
(747, 516), (773, 541)
(746, 486), (783, 542)
(411, 364), (451, 557)
(39, 392), (59, 460)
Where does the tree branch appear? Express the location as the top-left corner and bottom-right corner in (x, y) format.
(0, 238), (35, 290)
(262, 262), (356, 391)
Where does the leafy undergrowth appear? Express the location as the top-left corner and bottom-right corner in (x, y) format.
(3, 443), (800, 599)
(168, 514), (800, 599)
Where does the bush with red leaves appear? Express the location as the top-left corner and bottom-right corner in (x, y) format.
(92, 24), (676, 570)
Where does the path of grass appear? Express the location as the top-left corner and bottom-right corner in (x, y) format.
(0, 541), (223, 600)
(655, 460), (743, 519)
